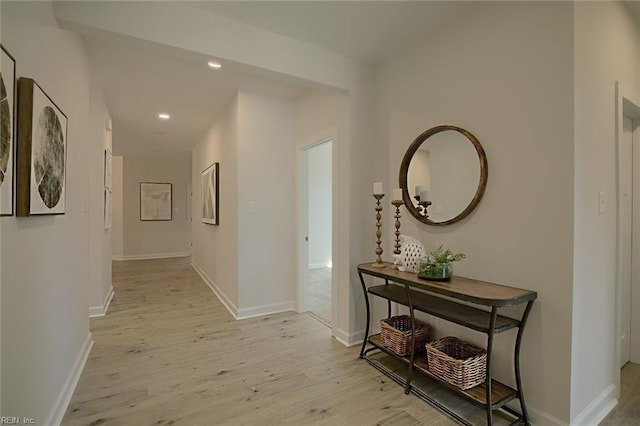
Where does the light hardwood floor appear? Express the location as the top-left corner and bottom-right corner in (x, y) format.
(62, 258), (455, 426)
(600, 362), (640, 425)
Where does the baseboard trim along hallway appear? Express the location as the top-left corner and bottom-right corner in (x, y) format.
(46, 333), (93, 426)
(89, 286), (114, 318)
(112, 252), (190, 261)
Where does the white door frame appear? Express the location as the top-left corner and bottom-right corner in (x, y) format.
(187, 179), (192, 255)
(615, 81), (640, 396)
(296, 128), (338, 331)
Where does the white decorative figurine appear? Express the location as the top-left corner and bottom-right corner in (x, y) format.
(393, 235), (426, 272)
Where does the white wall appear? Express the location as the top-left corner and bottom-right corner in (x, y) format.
(121, 156), (191, 259)
(307, 141), (332, 268)
(111, 155), (123, 259)
(1, 1), (94, 422)
(192, 90), (298, 318)
(191, 95), (239, 312)
(377, 2), (574, 423)
(236, 90), (296, 315)
(571, 2), (640, 422)
(87, 83), (112, 315)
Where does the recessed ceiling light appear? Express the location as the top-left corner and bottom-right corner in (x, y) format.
(158, 113), (171, 120)
(207, 61), (222, 69)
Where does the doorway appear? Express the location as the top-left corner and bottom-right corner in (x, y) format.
(619, 115), (635, 367)
(616, 82), (640, 393)
(299, 138), (333, 327)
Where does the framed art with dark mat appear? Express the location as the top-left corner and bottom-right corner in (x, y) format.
(16, 78), (67, 216)
(0, 44), (16, 216)
(201, 162), (218, 225)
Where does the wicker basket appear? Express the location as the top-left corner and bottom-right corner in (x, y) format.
(380, 315), (431, 356)
(426, 336), (487, 390)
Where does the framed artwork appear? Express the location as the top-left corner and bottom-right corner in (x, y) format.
(140, 182), (172, 221)
(104, 189), (112, 229)
(1, 45), (16, 216)
(201, 162), (219, 225)
(16, 78), (68, 216)
(104, 148), (112, 189)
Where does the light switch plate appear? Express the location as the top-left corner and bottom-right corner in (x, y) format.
(598, 192), (606, 214)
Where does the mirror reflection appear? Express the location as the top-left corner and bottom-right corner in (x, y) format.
(400, 125), (488, 226)
(407, 131), (480, 223)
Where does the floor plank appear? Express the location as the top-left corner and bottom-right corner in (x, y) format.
(600, 362), (640, 425)
(62, 258), (455, 426)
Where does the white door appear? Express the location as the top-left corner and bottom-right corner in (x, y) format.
(620, 115), (633, 367)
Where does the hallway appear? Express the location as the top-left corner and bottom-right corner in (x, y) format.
(62, 258), (454, 425)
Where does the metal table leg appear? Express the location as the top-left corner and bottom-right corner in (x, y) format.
(514, 301), (534, 425)
(358, 271), (371, 359)
(404, 284), (416, 395)
(486, 307), (498, 425)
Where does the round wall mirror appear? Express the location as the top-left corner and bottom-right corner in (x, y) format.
(399, 125), (488, 226)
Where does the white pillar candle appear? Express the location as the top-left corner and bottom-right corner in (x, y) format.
(373, 182), (383, 195)
(420, 190), (429, 201)
(393, 188), (403, 201)
(415, 185), (425, 197)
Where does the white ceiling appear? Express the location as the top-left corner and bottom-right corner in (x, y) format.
(83, 1), (472, 159)
(84, 35), (311, 160)
(185, 1), (470, 65)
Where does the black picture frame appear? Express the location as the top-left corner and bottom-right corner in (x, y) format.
(201, 162), (219, 225)
(16, 77), (68, 216)
(1, 44), (16, 216)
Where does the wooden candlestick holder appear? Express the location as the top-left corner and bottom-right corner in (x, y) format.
(372, 193), (385, 268)
(391, 199), (403, 269)
(418, 200), (432, 219)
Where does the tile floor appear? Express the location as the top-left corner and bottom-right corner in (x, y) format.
(306, 267), (331, 325)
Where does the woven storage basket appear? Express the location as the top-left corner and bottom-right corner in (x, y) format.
(426, 336), (487, 390)
(380, 315), (431, 356)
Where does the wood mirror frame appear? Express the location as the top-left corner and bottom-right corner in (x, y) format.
(399, 125), (488, 226)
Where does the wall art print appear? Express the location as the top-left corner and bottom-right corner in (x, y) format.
(201, 162), (218, 225)
(140, 182), (172, 221)
(0, 45), (16, 216)
(16, 78), (67, 216)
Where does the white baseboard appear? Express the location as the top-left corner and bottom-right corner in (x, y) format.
(191, 261), (239, 319)
(237, 301), (295, 320)
(191, 262), (295, 321)
(45, 333), (93, 426)
(112, 252), (190, 261)
(89, 286), (114, 318)
(570, 384), (617, 426)
(334, 328), (365, 347)
(521, 386), (616, 426)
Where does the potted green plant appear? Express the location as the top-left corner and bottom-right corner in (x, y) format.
(418, 245), (466, 281)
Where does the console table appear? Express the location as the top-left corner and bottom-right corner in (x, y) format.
(358, 262), (537, 426)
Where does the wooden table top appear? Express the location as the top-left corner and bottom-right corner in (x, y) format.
(358, 262), (537, 307)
